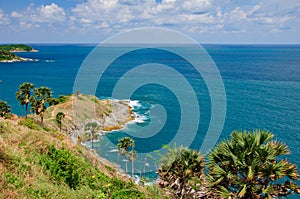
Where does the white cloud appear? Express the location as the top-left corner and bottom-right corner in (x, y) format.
(11, 11), (22, 18)
(35, 3), (66, 23)
(70, 0), (216, 31)
(0, 9), (10, 25)
(9, 3), (66, 29)
(4, 0), (300, 41)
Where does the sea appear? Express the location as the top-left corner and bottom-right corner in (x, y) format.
(0, 44), (299, 193)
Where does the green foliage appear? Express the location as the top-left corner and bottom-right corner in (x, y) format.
(85, 122), (98, 131)
(118, 137), (135, 154)
(111, 188), (145, 199)
(30, 86), (53, 124)
(18, 117), (41, 130)
(16, 82), (34, 117)
(40, 145), (83, 189)
(84, 122), (99, 148)
(38, 144), (147, 198)
(48, 97), (60, 106)
(3, 173), (25, 189)
(58, 95), (68, 103)
(157, 145), (206, 198)
(0, 100), (11, 118)
(206, 129), (300, 198)
(0, 44), (33, 52)
(0, 50), (20, 60)
(55, 112), (65, 132)
(0, 121), (8, 133)
(117, 137), (136, 177)
(0, 103), (162, 199)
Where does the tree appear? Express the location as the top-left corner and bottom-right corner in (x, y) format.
(0, 100), (11, 118)
(29, 86), (53, 124)
(157, 145), (206, 198)
(55, 112), (65, 132)
(16, 82), (34, 118)
(85, 122), (98, 149)
(206, 130), (300, 198)
(48, 98), (60, 106)
(117, 137), (136, 178)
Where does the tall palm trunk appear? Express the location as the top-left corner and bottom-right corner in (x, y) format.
(25, 103), (28, 118)
(131, 145), (134, 178)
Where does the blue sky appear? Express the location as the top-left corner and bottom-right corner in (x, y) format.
(0, 0), (299, 43)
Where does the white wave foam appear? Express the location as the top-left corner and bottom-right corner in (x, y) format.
(134, 113), (147, 123)
(129, 100), (142, 109)
(45, 59), (55, 62)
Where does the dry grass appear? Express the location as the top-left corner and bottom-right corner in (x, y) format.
(0, 113), (169, 199)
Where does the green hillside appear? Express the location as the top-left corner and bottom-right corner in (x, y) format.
(0, 50), (20, 61)
(0, 44), (34, 52)
(0, 117), (168, 199)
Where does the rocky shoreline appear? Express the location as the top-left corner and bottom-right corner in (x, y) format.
(0, 57), (38, 63)
(44, 94), (135, 144)
(71, 99), (135, 144)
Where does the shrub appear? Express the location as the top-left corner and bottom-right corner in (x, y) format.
(40, 145), (83, 189)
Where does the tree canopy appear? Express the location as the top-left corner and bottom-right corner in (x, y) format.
(206, 130), (300, 198)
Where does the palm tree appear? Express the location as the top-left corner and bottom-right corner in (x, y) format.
(206, 129), (300, 198)
(55, 112), (65, 132)
(29, 86), (53, 124)
(16, 82), (34, 117)
(0, 100), (11, 118)
(85, 122), (98, 149)
(117, 137), (136, 177)
(157, 145), (206, 198)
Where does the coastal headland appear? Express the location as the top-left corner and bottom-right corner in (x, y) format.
(0, 44), (38, 62)
(0, 95), (164, 199)
(43, 93), (134, 143)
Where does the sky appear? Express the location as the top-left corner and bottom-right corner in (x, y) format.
(0, 0), (300, 44)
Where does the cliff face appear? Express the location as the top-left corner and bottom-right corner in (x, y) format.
(43, 94), (133, 142)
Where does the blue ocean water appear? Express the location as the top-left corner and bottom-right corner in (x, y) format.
(0, 44), (299, 190)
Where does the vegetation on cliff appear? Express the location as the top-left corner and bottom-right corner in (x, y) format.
(0, 117), (167, 199)
(0, 44), (35, 52)
(0, 50), (21, 61)
(1, 82), (299, 199)
(0, 44), (37, 62)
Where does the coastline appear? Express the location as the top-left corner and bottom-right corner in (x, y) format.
(43, 94), (136, 144)
(0, 57), (38, 63)
(10, 49), (39, 52)
(0, 45), (38, 62)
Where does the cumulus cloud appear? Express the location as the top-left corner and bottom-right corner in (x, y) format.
(35, 3), (66, 23)
(0, 9), (10, 25)
(9, 3), (66, 29)
(68, 0), (220, 34)
(4, 0), (300, 38)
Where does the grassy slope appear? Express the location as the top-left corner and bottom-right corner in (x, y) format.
(0, 118), (168, 199)
(0, 95), (169, 198)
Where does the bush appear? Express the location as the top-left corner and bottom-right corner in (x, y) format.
(40, 145), (83, 189)
(18, 118), (41, 130)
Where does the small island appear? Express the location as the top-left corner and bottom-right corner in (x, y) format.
(0, 44), (38, 52)
(0, 44), (38, 62)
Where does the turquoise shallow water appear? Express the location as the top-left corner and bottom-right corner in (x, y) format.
(0, 44), (299, 194)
